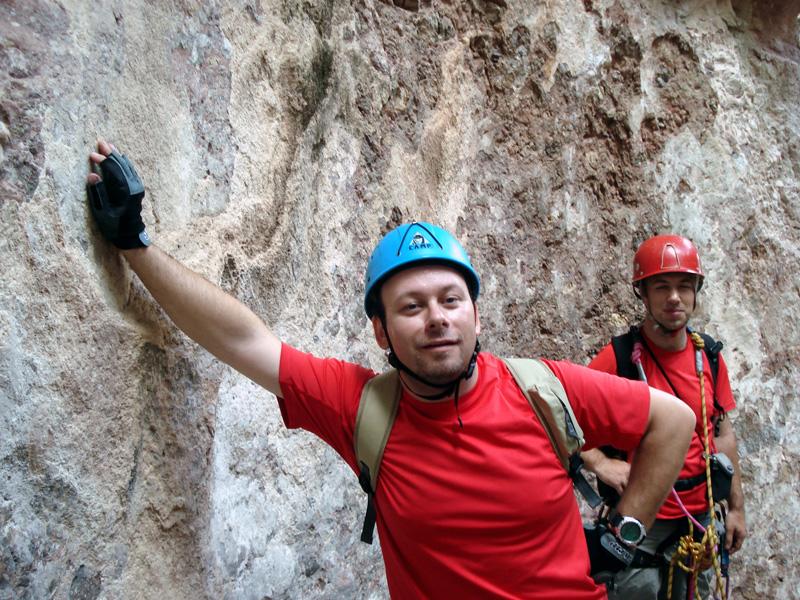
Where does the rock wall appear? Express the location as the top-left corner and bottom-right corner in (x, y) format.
(1, 0), (798, 598)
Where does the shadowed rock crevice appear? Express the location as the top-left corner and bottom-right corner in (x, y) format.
(68, 565), (102, 600)
(732, 0), (800, 48)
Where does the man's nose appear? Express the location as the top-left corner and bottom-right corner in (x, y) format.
(426, 301), (449, 327)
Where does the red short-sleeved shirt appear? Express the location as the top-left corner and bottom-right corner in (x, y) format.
(589, 332), (735, 519)
(278, 347), (650, 599)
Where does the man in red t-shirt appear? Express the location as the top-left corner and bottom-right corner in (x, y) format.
(86, 140), (696, 598)
(581, 234), (747, 599)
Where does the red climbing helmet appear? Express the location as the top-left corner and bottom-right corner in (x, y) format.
(632, 234), (704, 291)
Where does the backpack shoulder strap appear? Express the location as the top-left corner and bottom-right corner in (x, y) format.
(698, 332), (722, 386)
(697, 331), (724, 413)
(502, 357), (601, 508)
(611, 326), (640, 380)
(355, 369), (401, 491)
(354, 369), (401, 543)
(501, 358), (585, 467)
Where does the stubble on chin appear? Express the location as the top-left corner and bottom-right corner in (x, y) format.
(412, 351), (470, 384)
(663, 314), (689, 330)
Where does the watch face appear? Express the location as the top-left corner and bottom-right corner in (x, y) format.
(619, 520), (644, 544)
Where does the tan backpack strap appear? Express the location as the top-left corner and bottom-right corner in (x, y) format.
(355, 370), (401, 492)
(354, 369), (401, 544)
(501, 358), (585, 469)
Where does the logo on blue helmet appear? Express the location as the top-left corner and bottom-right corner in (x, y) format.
(364, 222), (480, 318)
(409, 233), (432, 250)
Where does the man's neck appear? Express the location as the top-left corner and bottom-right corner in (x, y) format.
(399, 365), (480, 402)
(641, 318), (688, 352)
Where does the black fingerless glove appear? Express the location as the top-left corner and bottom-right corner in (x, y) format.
(584, 522), (634, 582)
(87, 151), (151, 249)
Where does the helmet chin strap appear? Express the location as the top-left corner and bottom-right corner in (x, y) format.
(385, 338), (481, 401)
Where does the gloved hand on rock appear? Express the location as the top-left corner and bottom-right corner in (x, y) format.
(87, 140), (150, 249)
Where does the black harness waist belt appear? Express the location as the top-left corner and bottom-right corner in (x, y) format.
(631, 549), (663, 568)
(673, 472), (706, 492)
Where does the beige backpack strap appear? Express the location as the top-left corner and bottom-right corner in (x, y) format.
(501, 358), (585, 469)
(502, 358), (600, 507)
(354, 369), (401, 543)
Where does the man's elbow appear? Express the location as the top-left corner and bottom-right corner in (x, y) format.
(663, 394), (695, 448)
(648, 389), (695, 449)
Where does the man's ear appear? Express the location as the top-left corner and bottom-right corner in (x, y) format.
(638, 281), (650, 312)
(474, 303), (481, 336)
(372, 316), (389, 350)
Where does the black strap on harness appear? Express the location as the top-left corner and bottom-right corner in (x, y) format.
(610, 326), (643, 381)
(570, 454), (603, 508)
(358, 461), (378, 544)
(673, 471), (707, 492)
(631, 549), (663, 568)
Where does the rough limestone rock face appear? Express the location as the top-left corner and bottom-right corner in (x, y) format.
(1, 0), (798, 598)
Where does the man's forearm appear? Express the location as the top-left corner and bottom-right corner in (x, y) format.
(122, 245), (283, 394)
(615, 388), (694, 528)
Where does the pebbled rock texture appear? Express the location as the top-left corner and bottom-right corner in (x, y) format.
(1, 0), (798, 598)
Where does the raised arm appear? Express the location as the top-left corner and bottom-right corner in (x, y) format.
(123, 246), (283, 395)
(615, 387), (694, 528)
(87, 139), (283, 397)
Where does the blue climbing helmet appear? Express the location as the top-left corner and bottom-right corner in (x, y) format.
(364, 222), (481, 318)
